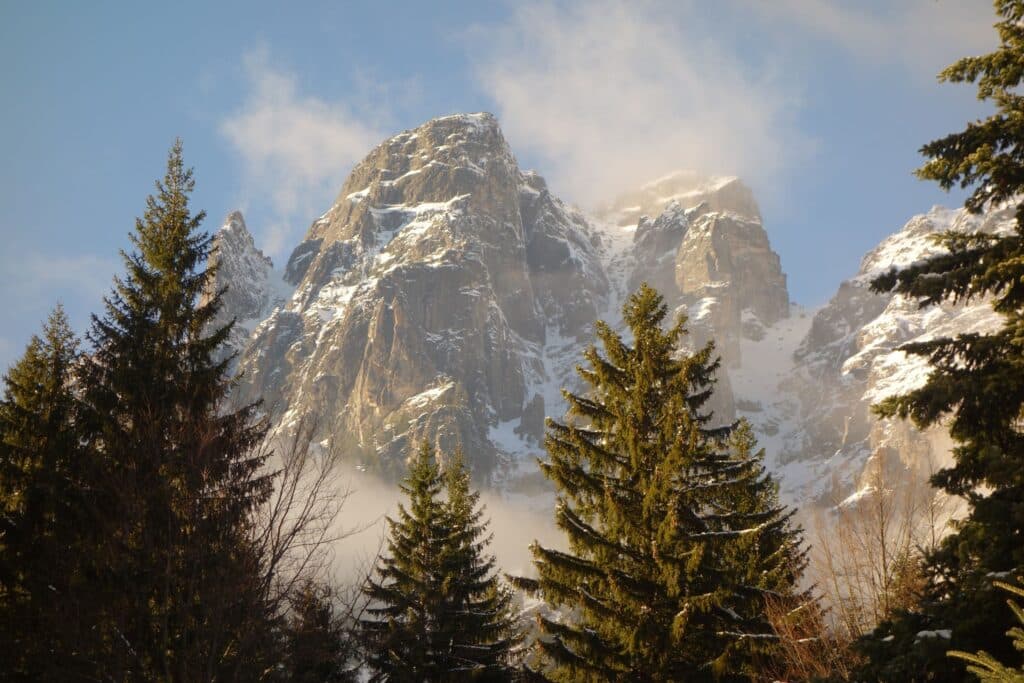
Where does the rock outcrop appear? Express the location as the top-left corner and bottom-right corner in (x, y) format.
(203, 211), (290, 363)
(606, 176), (789, 367)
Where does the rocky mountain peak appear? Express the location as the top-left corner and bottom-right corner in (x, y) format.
(232, 113), (609, 478)
(209, 113), (1024, 519)
(208, 212), (272, 313)
(617, 176), (788, 367)
(204, 211), (290, 363)
(216, 114), (794, 491)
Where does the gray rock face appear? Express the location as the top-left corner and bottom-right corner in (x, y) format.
(615, 177), (788, 368)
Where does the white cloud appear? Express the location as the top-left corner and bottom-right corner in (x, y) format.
(744, 0), (997, 78)
(325, 469), (564, 585)
(220, 50), (386, 256)
(473, 1), (812, 207)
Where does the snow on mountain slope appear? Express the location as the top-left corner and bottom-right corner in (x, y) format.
(738, 204), (1012, 506)
(214, 115), (791, 494)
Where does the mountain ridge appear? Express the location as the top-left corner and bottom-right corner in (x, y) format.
(209, 112), (995, 510)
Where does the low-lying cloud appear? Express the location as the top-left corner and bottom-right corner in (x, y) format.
(326, 468), (563, 587)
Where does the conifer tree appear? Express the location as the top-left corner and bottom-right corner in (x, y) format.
(858, 2), (1024, 678)
(283, 580), (354, 683)
(948, 578), (1024, 682)
(514, 284), (806, 681)
(360, 442), (520, 681)
(442, 451), (520, 675)
(76, 140), (275, 679)
(0, 306), (102, 678)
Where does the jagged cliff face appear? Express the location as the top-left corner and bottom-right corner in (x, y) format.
(229, 114), (609, 477)
(592, 174), (790, 427)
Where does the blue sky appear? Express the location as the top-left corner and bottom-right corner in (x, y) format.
(0, 0), (997, 370)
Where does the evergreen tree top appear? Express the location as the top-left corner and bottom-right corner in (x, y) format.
(361, 442), (520, 681)
(853, 4), (1024, 678)
(873, 1), (1024, 313)
(519, 284), (806, 681)
(916, 1), (1024, 214)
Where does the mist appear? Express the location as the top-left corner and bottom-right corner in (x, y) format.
(325, 467), (565, 587)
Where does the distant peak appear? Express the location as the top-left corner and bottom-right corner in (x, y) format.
(433, 111), (497, 123)
(222, 210), (247, 233)
(214, 210), (272, 267)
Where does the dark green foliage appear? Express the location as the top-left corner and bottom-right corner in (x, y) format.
(0, 141), (360, 681)
(859, 3), (1024, 680)
(0, 306), (104, 679)
(948, 578), (1024, 681)
(360, 443), (520, 681)
(72, 140), (276, 679)
(283, 580), (355, 683)
(514, 284), (807, 681)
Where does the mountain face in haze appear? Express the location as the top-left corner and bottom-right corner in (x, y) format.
(210, 111), (995, 508)
(741, 205), (1008, 504)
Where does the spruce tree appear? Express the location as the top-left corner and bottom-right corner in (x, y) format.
(360, 442), (520, 681)
(76, 140), (275, 679)
(948, 578), (1024, 682)
(283, 580), (354, 683)
(0, 306), (102, 679)
(514, 284), (806, 681)
(857, 2), (1024, 679)
(442, 451), (520, 676)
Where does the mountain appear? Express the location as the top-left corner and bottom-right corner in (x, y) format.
(731, 204), (1010, 505)
(226, 113), (609, 480)
(210, 111), (999, 510)
(213, 113), (788, 488)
